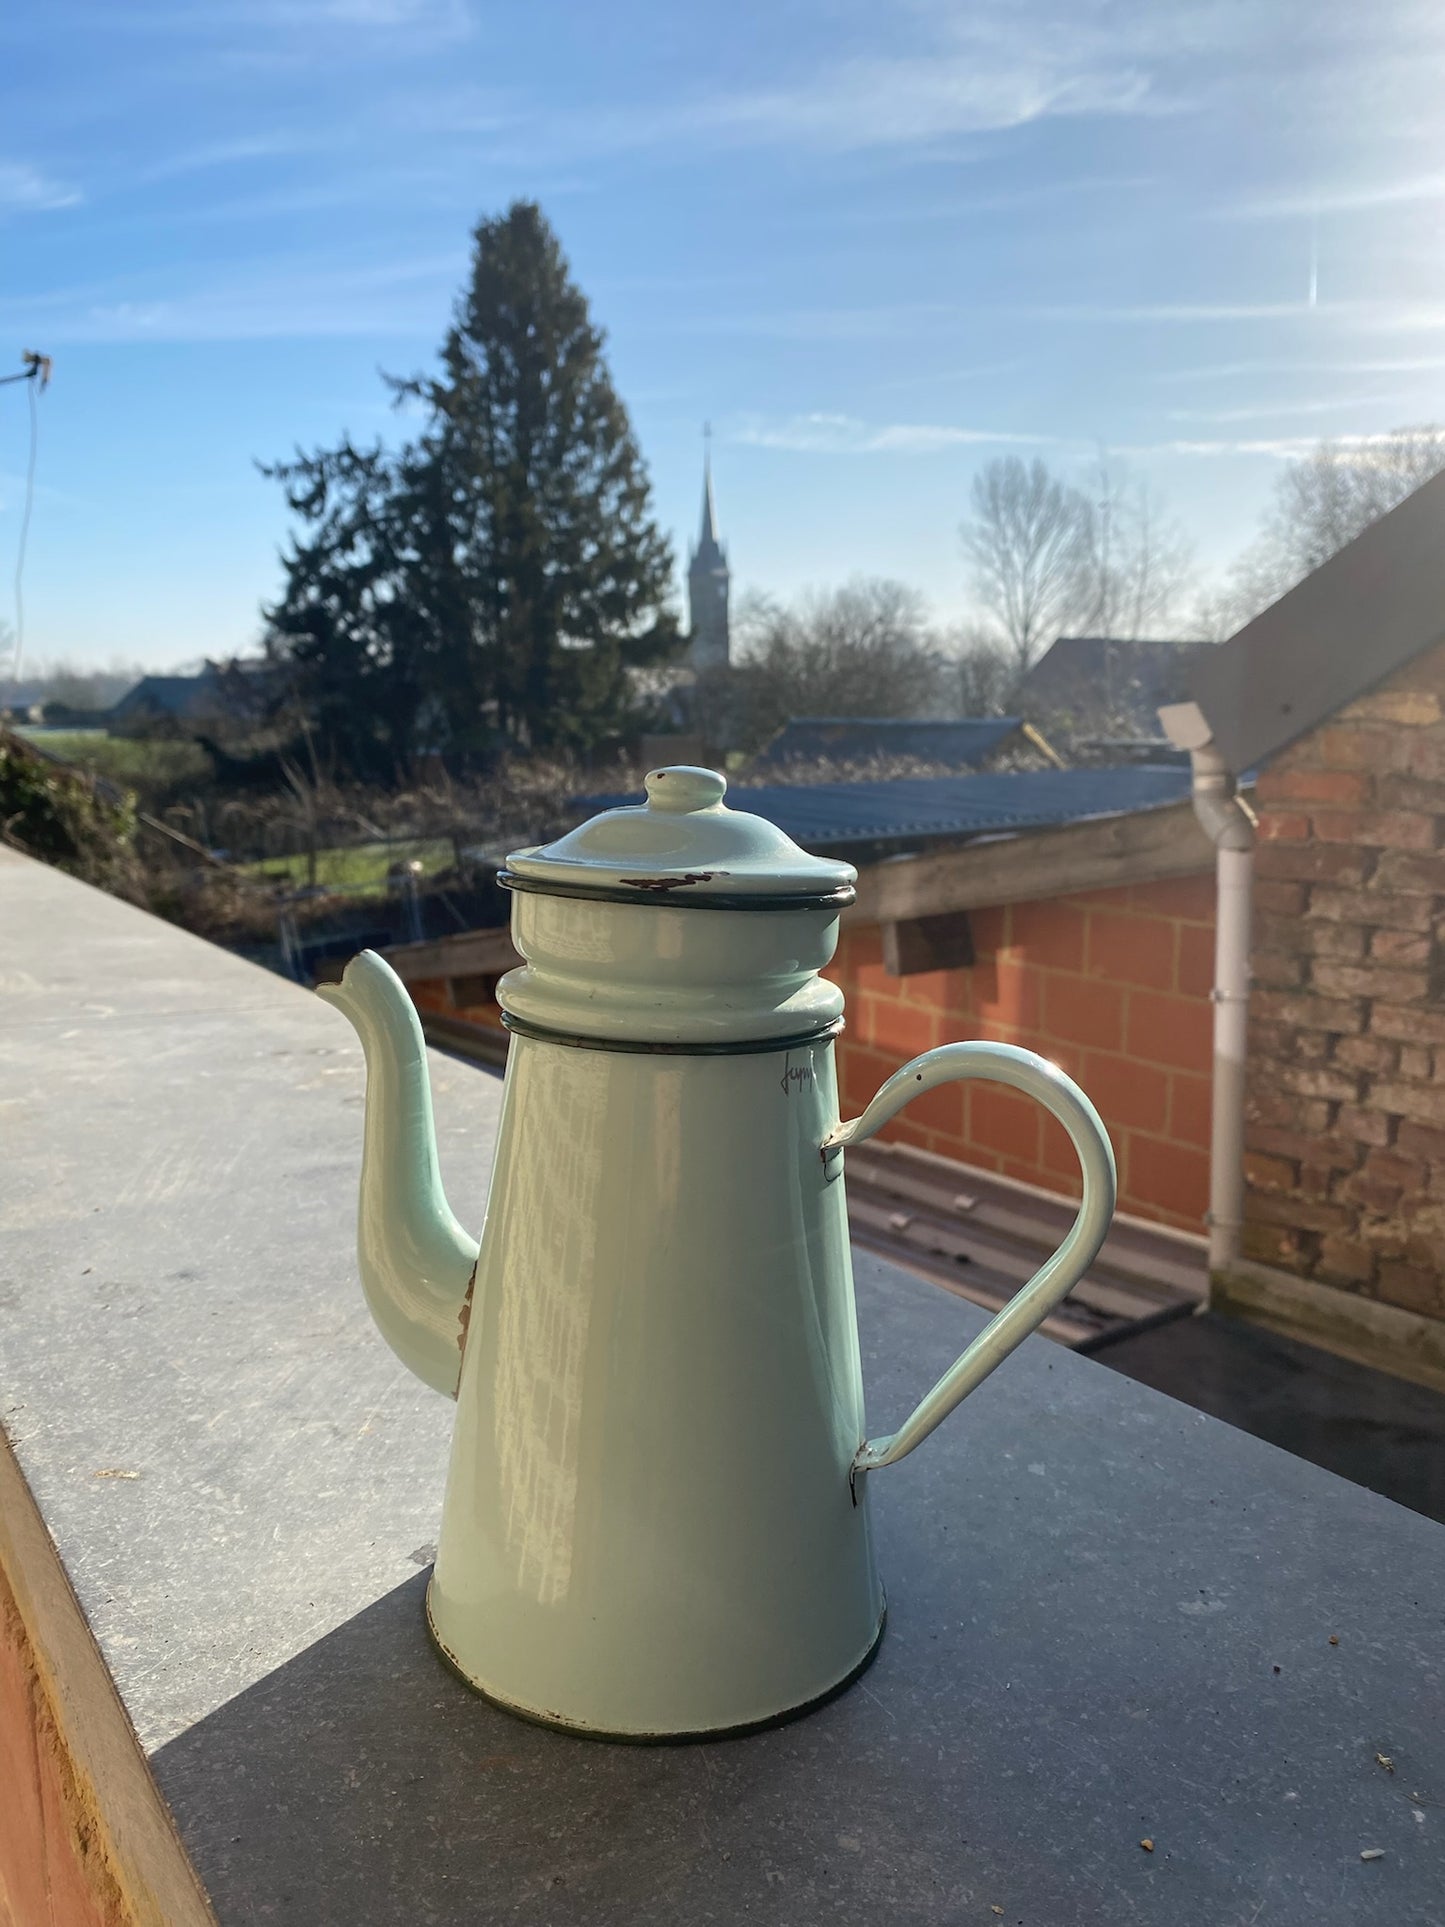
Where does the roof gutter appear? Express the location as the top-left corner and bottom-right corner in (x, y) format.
(1158, 702), (1257, 1277)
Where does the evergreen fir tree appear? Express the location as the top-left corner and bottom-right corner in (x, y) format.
(262, 202), (678, 772)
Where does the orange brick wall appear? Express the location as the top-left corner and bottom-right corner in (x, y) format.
(826, 875), (1216, 1232)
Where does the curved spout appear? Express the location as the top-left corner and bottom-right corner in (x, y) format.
(318, 950), (480, 1398)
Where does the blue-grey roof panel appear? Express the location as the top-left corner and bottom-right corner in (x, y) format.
(575, 766), (1194, 852)
(753, 716), (1021, 771)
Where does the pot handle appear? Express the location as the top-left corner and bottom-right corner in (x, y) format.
(821, 1041), (1116, 1477)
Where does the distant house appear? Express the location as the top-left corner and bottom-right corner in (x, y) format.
(108, 659), (282, 737)
(1020, 636), (1213, 748)
(0, 683), (49, 723)
(752, 715), (1024, 774)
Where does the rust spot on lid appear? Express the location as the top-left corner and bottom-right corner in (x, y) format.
(619, 872), (716, 892)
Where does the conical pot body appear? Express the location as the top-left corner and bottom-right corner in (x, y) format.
(429, 1025), (885, 1736)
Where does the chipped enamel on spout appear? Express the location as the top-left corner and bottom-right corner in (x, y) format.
(315, 766), (1117, 1740)
(317, 952), (479, 1398)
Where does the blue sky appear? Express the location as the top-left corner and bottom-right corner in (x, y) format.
(5, 0), (1445, 669)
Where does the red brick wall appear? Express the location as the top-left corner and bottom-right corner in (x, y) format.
(1244, 641), (1445, 1322)
(826, 875), (1216, 1231)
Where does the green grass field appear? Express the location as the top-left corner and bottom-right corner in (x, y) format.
(243, 837), (454, 895)
(17, 728), (212, 790)
(16, 728), (459, 899)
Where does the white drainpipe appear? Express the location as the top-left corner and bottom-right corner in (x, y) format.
(1159, 703), (1257, 1276)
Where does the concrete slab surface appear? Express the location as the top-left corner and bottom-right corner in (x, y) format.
(3, 846), (1444, 1926)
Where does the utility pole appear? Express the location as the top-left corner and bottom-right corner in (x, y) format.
(3, 351), (52, 709)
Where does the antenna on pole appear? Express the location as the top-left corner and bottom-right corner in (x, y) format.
(0, 350), (51, 391)
(3, 350), (52, 707)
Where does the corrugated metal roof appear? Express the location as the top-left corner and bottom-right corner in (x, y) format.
(575, 765), (1193, 854)
(753, 715), (1021, 771)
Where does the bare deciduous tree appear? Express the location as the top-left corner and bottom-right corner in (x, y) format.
(963, 454), (1199, 675)
(961, 456), (1092, 676)
(707, 578), (946, 753)
(1213, 425), (1445, 631)
(941, 625), (1016, 716)
(1075, 459), (1196, 641)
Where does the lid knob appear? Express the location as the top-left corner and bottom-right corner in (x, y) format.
(644, 766), (727, 815)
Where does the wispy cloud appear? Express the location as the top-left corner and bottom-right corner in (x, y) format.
(878, 357), (1030, 394)
(0, 251), (466, 342)
(413, 4), (1186, 164)
(668, 302), (964, 343)
(675, 51), (1156, 153)
(0, 162), (81, 213)
(1028, 300), (1312, 324)
(731, 412), (1056, 454)
(803, 174), (1157, 229)
(320, 0), (468, 23)
(1226, 172), (1445, 220)
(732, 402), (1445, 462)
(1125, 426), (1445, 461)
(132, 133), (333, 186)
(1152, 355), (1445, 383)
(1026, 299), (1445, 335)
(93, 0), (472, 38)
(1165, 394), (1415, 425)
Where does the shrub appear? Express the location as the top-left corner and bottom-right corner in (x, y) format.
(0, 731), (144, 898)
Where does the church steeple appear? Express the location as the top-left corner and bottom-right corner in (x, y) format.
(687, 426), (730, 669)
(698, 449), (721, 553)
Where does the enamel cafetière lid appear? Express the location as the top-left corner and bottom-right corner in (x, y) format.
(503, 766), (857, 906)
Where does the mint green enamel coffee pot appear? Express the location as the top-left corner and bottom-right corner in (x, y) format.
(320, 767), (1116, 1739)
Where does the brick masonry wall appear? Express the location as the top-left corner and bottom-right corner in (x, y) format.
(1244, 641), (1445, 1322)
(826, 875), (1216, 1231)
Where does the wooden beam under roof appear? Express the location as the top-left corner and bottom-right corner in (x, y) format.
(846, 796), (1214, 927)
(380, 926), (520, 981)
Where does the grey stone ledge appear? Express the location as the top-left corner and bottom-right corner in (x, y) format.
(3, 847), (1443, 1925)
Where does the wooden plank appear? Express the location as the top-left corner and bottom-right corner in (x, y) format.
(845, 1142), (1207, 1301)
(858, 1136), (1210, 1257)
(846, 798), (1213, 926)
(846, 1172), (1190, 1324)
(381, 926), (519, 982)
(417, 1008), (510, 1069)
(880, 910), (974, 977)
(1214, 1259), (1445, 1395)
(448, 971), (503, 1008)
